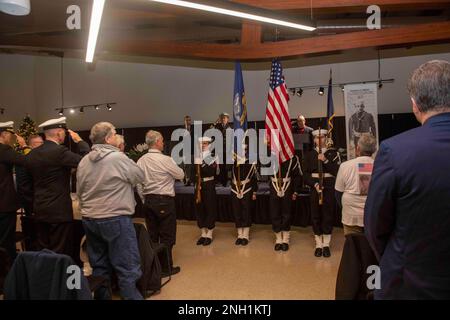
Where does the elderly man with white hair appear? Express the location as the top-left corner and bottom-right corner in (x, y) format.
(77, 122), (145, 300)
(137, 130), (184, 277)
(335, 133), (377, 235)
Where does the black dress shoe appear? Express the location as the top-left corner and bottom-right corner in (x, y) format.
(240, 239), (249, 246)
(314, 248), (323, 257)
(274, 243), (282, 251)
(196, 237), (206, 245)
(281, 243), (289, 251)
(323, 246), (331, 257)
(203, 238), (212, 246)
(162, 266), (181, 277)
(235, 238), (243, 245)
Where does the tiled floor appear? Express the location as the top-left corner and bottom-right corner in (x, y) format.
(150, 220), (344, 300)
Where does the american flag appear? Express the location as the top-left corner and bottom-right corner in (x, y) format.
(358, 163), (374, 173)
(265, 59), (295, 163)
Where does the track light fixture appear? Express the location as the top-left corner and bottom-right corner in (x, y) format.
(54, 103), (117, 115)
(288, 78), (394, 96)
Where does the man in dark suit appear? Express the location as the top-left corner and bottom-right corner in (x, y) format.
(0, 121), (28, 260)
(181, 115), (195, 185)
(365, 60), (450, 299)
(27, 117), (90, 260)
(214, 113), (233, 186)
(292, 114), (314, 156)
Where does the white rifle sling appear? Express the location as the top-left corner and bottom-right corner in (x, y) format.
(232, 163), (256, 199)
(271, 158), (293, 198)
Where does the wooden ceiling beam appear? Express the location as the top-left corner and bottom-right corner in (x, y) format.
(231, 0), (450, 10)
(101, 21), (450, 60)
(1, 21), (449, 60)
(240, 22), (262, 46)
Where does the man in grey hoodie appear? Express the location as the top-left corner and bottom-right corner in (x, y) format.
(77, 122), (145, 300)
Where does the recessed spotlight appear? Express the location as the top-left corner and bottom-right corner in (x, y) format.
(70, 108), (75, 114)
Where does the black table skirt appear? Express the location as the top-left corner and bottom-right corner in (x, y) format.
(135, 183), (342, 228)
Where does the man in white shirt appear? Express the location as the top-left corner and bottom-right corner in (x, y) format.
(137, 130), (184, 276)
(335, 133), (377, 235)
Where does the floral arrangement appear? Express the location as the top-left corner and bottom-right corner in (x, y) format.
(127, 143), (149, 162)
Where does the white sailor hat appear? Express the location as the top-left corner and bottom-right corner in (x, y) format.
(0, 121), (15, 133)
(312, 129), (328, 137)
(220, 112), (230, 118)
(198, 137), (212, 143)
(38, 117), (67, 131)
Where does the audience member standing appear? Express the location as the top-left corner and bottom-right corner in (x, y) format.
(0, 121), (27, 260)
(27, 117), (90, 260)
(365, 60), (450, 299)
(77, 122), (145, 300)
(335, 134), (376, 235)
(137, 130), (184, 276)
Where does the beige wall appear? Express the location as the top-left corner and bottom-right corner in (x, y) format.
(1, 49), (449, 130)
(0, 54), (36, 126)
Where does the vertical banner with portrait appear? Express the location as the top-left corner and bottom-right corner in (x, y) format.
(344, 83), (379, 160)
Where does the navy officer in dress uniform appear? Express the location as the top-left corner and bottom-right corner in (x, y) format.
(269, 153), (302, 252)
(194, 137), (219, 246)
(230, 143), (257, 246)
(214, 113), (233, 187)
(27, 117), (90, 261)
(0, 121), (28, 260)
(303, 129), (341, 258)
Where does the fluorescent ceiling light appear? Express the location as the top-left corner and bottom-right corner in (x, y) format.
(0, 0), (30, 16)
(151, 0), (316, 32)
(86, 0), (105, 63)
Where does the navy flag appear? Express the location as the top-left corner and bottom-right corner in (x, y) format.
(233, 61), (248, 158)
(327, 69), (335, 137)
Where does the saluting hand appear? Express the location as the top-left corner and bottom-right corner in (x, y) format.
(15, 134), (26, 148)
(318, 153), (326, 162)
(252, 193), (257, 201)
(68, 129), (82, 143)
(315, 184), (322, 194)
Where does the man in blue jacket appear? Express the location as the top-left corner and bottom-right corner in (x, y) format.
(365, 59), (450, 299)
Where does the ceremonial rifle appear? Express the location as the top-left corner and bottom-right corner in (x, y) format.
(318, 128), (324, 205)
(195, 164), (202, 204)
